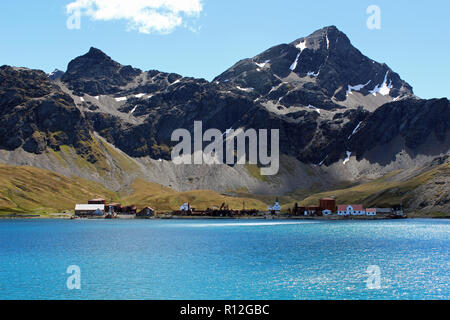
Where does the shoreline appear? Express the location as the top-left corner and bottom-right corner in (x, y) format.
(1, 213), (447, 220)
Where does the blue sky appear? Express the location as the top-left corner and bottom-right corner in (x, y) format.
(0, 0), (448, 99)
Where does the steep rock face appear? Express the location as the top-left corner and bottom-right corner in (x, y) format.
(214, 26), (414, 111)
(61, 47), (142, 96)
(350, 98), (450, 160)
(0, 66), (97, 161)
(0, 26), (448, 208)
(289, 26), (413, 101)
(49, 36), (445, 167)
(235, 105), (369, 165)
(0, 66), (53, 105)
(75, 62), (370, 165)
(87, 79), (259, 159)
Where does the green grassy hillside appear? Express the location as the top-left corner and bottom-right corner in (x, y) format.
(0, 165), (268, 214)
(0, 161), (447, 216)
(0, 164), (120, 215)
(289, 163), (449, 216)
(120, 178), (268, 211)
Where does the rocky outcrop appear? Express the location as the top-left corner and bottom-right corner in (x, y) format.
(61, 47), (142, 96)
(48, 69), (65, 81)
(0, 66), (98, 162)
(350, 98), (450, 159)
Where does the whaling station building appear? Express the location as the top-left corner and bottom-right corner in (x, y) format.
(74, 198), (154, 217)
(74, 204), (105, 216)
(74, 198), (403, 218)
(292, 198), (403, 217)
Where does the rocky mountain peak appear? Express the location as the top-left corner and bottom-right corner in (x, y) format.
(290, 25), (349, 52)
(61, 47), (142, 96)
(64, 47), (120, 75)
(214, 26), (415, 112)
(86, 47), (111, 59)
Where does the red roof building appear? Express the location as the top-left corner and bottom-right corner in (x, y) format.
(337, 204), (366, 216)
(337, 204), (364, 211)
(88, 198), (106, 205)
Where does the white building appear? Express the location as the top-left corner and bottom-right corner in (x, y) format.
(180, 203), (191, 211)
(75, 204), (105, 216)
(322, 209), (333, 215)
(337, 205), (365, 216)
(268, 199), (281, 213)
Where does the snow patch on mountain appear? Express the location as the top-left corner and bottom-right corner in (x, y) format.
(255, 60), (270, 68)
(129, 106), (138, 115)
(343, 151), (352, 165)
(290, 53), (301, 71)
(306, 105), (320, 114)
(347, 80), (371, 95)
(295, 41), (307, 52)
(318, 155), (328, 166)
(348, 121), (362, 139)
(236, 86), (254, 92)
(370, 71), (392, 96)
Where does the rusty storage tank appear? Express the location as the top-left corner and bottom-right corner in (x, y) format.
(319, 198), (336, 212)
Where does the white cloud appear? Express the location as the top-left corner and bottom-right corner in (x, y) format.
(66, 0), (203, 34)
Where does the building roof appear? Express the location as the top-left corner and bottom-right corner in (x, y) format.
(366, 208), (377, 212)
(75, 204), (105, 211)
(337, 204), (364, 211)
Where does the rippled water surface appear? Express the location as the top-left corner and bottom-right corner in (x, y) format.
(0, 219), (448, 299)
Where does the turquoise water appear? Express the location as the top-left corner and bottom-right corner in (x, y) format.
(0, 219), (448, 300)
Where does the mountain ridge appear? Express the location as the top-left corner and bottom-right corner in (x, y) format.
(0, 25), (448, 214)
